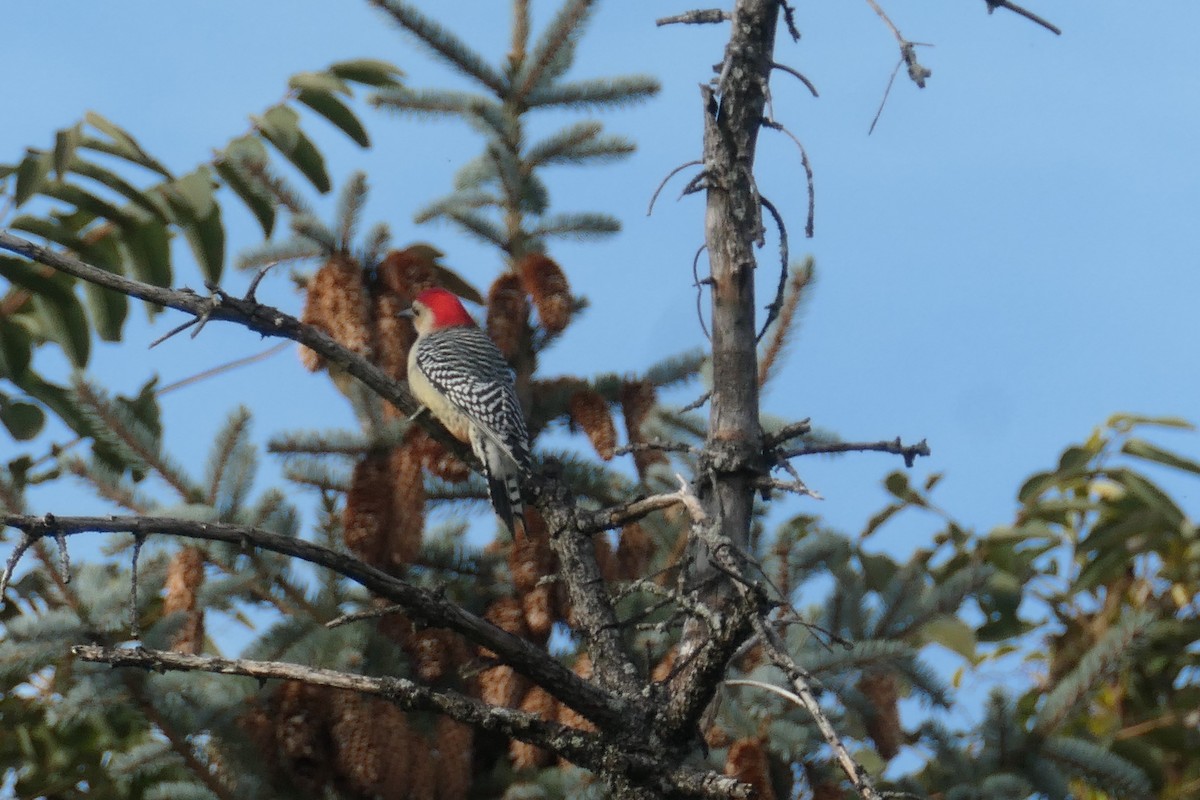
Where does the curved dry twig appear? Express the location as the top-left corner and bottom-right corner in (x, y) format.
(771, 61), (818, 97)
(760, 120), (814, 237)
(648, 159), (704, 216)
(691, 243), (712, 341)
(756, 196), (790, 342)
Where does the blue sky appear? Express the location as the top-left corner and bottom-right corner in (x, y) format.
(3, 1), (1199, 663)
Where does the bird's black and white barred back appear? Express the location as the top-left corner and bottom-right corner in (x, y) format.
(408, 316), (531, 537)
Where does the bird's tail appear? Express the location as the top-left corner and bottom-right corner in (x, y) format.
(486, 471), (527, 538)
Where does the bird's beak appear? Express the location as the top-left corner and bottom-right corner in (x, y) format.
(398, 307), (415, 319)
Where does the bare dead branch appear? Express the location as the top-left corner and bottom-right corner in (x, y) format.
(72, 645), (752, 800)
(0, 230), (467, 457)
(2, 512), (628, 729)
(325, 603), (406, 628)
(781, 437), (931, 467)
(754, 618), (884, 799)
(614, 440), (699, 457)
(680, 390), (712, 413)
(656, 9), (731, 27)
(985, 0), (1061, 36)
(763, 418), (812, 448)
(778, 0), (801, 41)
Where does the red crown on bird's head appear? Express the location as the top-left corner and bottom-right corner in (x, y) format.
(415, 288), (475, 328)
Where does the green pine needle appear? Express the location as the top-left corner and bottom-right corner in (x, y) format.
(525, 76), (660, 109)
(335, 172), (369, 249)
(529, 211), (620, 240)
(372, 0), (506, 94)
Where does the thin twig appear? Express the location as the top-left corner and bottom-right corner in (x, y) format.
(55, 533), (70, 584)
(326, 603), (405, 628)
(692, 244), (711, 340)
(576, 487), (687, 534)
(868, 57), (904, 135)
(129, 534), (143, 638)
(756, 196), (790, 342)
(648, 160), (704, 216)
(771, 62), (818, 97)
(755, 618), (883, 799)
(761, 119), (815, 237)
(679, 170), (709, 198)
(156, 342), (290, 396)
(613, 578), (723, 633)
(763, 418), (812, 448)
(680, 390), (712, 414)
(0, 533), (33, 600)
(148, 315), (203, 349)
(762, 473), (820, 500)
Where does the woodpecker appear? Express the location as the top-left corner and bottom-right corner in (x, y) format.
(405, 287), (530, 536)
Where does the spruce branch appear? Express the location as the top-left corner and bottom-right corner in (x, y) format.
(371, 88), (511, 141)
(121, 671), (238, 800)
(61, 456), (156, 514)
(72, 645), (753, 800)
(4, 512), (630, 728)
(528, 211), (620, 240)
(369, 0), (507, 95)
(514, 0), (595, 100)
(525, 76), (660, 109)
(73, 379), (200, 502)
(758, 261), (812, 387)
(1034, 610), (1156, 736)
